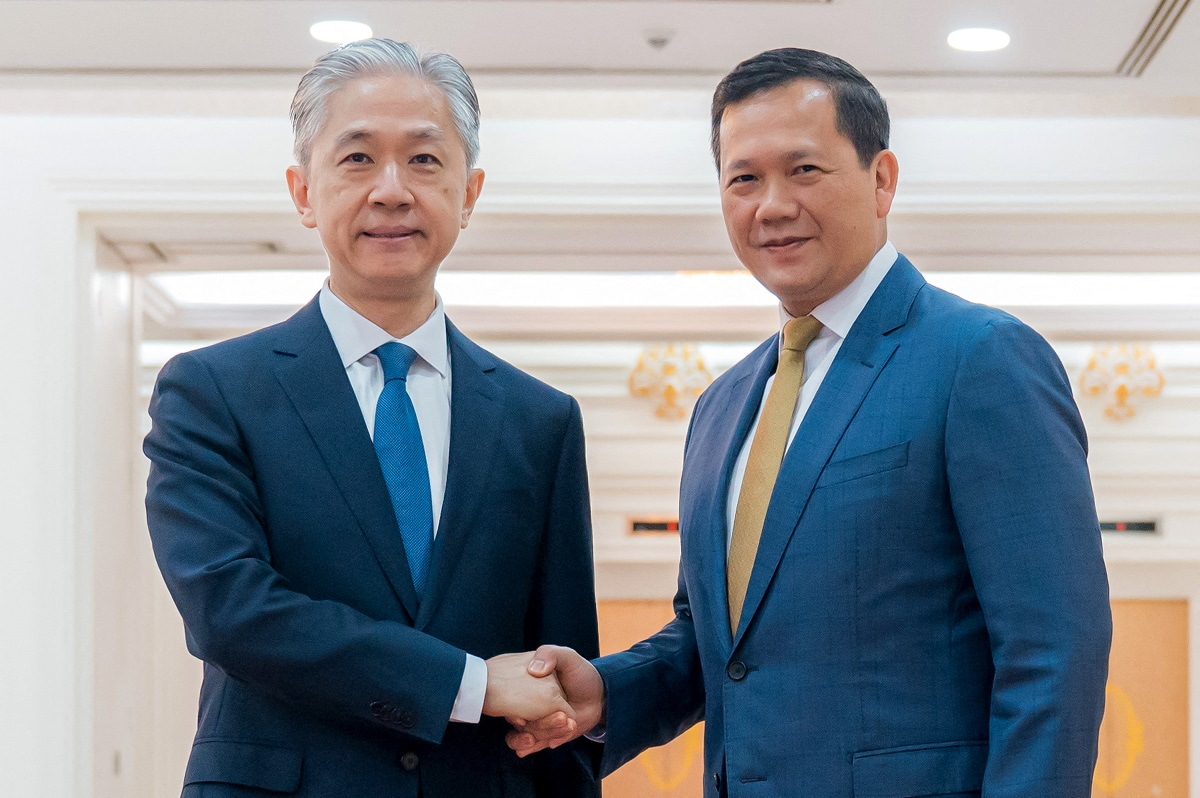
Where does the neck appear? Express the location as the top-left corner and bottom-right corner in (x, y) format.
(329, 278), (437, 339)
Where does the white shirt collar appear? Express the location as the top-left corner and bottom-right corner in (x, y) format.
(318, 280), (450, 377)
(778, 240), (899, 344)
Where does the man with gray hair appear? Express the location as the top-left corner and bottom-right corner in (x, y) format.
(144, 38), (600, 797)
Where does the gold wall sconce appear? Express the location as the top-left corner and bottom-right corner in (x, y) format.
(628, 343), (713, 420)
(1078, 344), (1165, 421)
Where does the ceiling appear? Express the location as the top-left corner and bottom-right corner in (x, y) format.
(8, 0), (1200, 353)
(0, 0), (1194, 90)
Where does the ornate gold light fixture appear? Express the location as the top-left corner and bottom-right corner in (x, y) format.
(1078, 344), (1165, 421)
(628, 343), (713, 420)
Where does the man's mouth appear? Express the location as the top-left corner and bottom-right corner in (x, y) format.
(362, 226), (418, 239)
(759, 236), (810, 249)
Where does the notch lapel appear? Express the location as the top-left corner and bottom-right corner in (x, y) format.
(695, 339), (779, 653)
(415, 321), (504, 629)
(269, 298), (421, 621)
(732, 257), (926, 645)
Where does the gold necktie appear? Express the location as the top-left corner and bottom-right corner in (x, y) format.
(727, 315), (823, 632)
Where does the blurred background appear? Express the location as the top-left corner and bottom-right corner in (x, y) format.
(0, 1), (1198, 795)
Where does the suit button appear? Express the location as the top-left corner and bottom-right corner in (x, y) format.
(369, 701), (388, 717)
(713, 770), (724, 794)
(391, 708), (416, 728)
(400, 752), (420, 771)
(726, 660), (747, 681)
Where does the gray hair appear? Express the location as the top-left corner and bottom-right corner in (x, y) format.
(290, 38), (481, 169)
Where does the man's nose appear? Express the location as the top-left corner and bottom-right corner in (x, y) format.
(369, 163), (415, 207)
(756, 179), (799, 222)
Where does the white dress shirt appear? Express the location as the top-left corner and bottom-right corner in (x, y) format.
(319, 282), (487, 724)
(725, 242), (899, 547)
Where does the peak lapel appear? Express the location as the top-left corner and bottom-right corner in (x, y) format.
(415, 321), (504, 629)
(270, 297), (421, 621)
(733, 257), (926, 644)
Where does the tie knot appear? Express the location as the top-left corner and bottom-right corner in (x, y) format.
(782, 315), (822, 353)
(375, 342), (419, 382)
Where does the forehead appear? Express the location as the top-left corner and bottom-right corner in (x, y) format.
(718, 79), (845, 158)
(317, 74), (455, 144)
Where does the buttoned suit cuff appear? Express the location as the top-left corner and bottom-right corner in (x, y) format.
(450, 653), (487, 723)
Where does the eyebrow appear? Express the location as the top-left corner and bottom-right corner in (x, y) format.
(331, 125), (447, 151)
(725, 150), (816, 173)
(332, 128), (374, 151)
(408, 125), (447, 144)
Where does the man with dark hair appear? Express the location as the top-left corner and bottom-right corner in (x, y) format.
(709, 47), (889, 169)
(509, 47), (1111, 797)
(144, 39), (599, 797)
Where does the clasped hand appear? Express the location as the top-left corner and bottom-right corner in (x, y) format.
(483, 646), (604, 757)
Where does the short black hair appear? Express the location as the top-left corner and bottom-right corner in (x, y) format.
(711, 48), (890, 170)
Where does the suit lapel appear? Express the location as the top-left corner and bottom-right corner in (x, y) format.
(694, 338), (778, 653)
(415, 321), (504, 629)
(269, 297), (421, 621)
(733, 257), (926, 645)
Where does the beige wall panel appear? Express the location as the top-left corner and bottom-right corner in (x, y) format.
(1094, 599), (1189, 796)
(598, 600), (705, 798)
(1089, 441), (1200, 478)
(1082, 405), (1200, 441)
(587, 438), (686, 478)
(89, 245), (148, 798)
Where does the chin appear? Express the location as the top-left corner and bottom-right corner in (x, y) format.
(359, 258), (429, 279)
(775, 283), (823, 310)
(763, 271), (816, 297)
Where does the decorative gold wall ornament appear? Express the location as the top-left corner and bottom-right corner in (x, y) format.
(1092, 683), (1144, 793)
(1078, 344), (1165, 421)
(629, 344), (713, 420)
(638, 724), (703, 791)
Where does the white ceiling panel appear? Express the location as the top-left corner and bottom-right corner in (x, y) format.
(0, 0), (1191, 85)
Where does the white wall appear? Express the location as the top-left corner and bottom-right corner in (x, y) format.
(2, 85), (1200, 796)
(0, 106), (294, 798)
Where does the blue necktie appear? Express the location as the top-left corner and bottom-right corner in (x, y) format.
(372, 342), (434, 596)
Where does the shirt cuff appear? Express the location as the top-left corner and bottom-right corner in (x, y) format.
(450, 653), (487, 723)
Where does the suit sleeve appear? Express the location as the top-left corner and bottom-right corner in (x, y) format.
(945, 317), (1111, 797)
(524, 396), (603, 797)
(144, 351), (466, 744)
(592, 575), (705, 777)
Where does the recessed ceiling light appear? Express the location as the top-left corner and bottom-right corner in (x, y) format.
(947, 27), (1011, 52)
(310, 20), (373, 45)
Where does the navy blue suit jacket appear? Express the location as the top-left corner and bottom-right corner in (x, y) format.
(145, 297), (600, 798)
(595, 256), (1111, 797)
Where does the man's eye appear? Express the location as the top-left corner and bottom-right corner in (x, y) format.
(343, 153), (371, 164)
(412, 153), (441, 166)
(728, 174), (755, 186)
(795, 164), (817, 174)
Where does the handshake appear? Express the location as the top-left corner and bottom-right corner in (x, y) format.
(482, 646), (604, 756)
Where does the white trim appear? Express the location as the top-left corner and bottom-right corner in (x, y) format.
(55, 175), (1200, 218)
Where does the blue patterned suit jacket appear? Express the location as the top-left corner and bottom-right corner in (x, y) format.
(595, 255), (1111, 797)
(145, 297), (600, 798)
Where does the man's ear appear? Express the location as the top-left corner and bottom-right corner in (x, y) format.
(285, 165), (318, 229)
(872, 150), (899, 219)
(460, 168), (486, 229)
